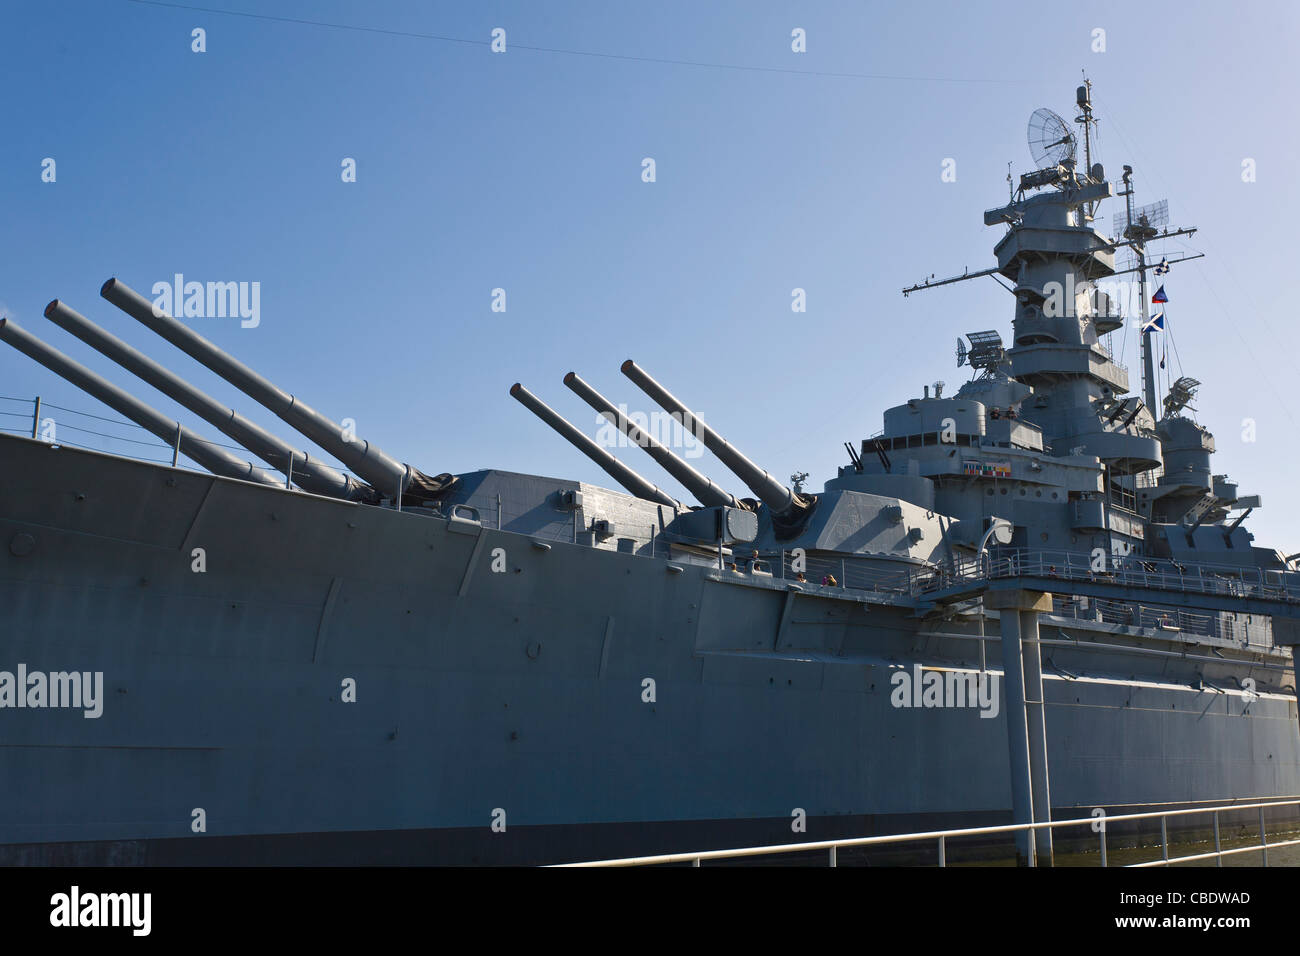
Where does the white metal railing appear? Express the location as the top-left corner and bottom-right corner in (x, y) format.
(1050, 594), (1276, 646)
(920, 549), (1300, 604)
(554, 798), (1300, 868)
(1132, 470), (1163, 489)
(763, 550), (916, 592)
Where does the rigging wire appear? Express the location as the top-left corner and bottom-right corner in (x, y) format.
(8, 392), (355, 474)
(1117, 300), (1130, 366)
(40, 401), (142, 427)
(1092, 96), (1297, 428)
(46, 421), (170, 448)
(122, 0), (1021, 86)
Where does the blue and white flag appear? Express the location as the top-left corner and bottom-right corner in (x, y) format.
(1142, 310), (1165, 333)
(1154, 258), (1171, 276)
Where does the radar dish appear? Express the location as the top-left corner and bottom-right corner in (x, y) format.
(956, 338), (968, 368)
(1028, 108), (1077, 169)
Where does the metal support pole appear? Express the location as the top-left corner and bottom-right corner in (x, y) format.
(1160, 816), (1168, 863)
(974, 528), (1004, 674)
(172, 423), (182, 467)
(1213, 810), (1221, 866)
(1100, 827), (1108, 867)
(1136, 245), (1157, 415)
(497, 493), (503, 530)
(1021, 608), (1054, 865)
(938, 835), (946, 867)
(999, 606), (1036, 866)
(285, 452), (293, 490)
(31, 396), (41, 438)
(1260, 807), (1268, 866)
(978, 602), (987, 673)
(829, 845), (837, 867)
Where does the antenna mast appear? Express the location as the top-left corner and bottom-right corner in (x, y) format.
(1118, 166), (1160, 415)
(1075, 78), (1099, 219)
(1077, 77), (1095, 174)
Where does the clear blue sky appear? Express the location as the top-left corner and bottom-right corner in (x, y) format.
(2, 0), (1297, 552)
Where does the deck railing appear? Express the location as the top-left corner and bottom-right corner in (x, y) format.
(918, 548), (1300, 604)
(555, 797), (1300, 868)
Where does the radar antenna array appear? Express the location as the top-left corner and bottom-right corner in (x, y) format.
(962, 330), (1005, 374)
(1115, 200), (1170, 270)
(1114, 199), (1169, 243)
(1162, 376), (1201, 419)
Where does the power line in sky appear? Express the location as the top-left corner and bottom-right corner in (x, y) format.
(123, 0), (1019, 85)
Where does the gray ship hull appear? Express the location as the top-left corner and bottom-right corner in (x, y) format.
(2, 434), (1297, 865)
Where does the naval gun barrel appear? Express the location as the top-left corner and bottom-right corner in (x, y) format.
(620, 359), (812, 519)
(509, 383), (681, 508)
(0, 318), (281, 486)
(44, 299), (373, 502)
(100, 278), (449, 502)
(563, 371), (741, 510)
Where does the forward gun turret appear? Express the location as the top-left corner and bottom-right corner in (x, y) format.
(100, 278), (455, 504)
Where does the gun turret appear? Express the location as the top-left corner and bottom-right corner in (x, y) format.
(620, 360), (815, 533)
(0, 318), (280, 486)
(44, 299), (374, 502)
(509, 383), (681, 508)
(100, 278), (455, 503)
(563, 371), (742, 510)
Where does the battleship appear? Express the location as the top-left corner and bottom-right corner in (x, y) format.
(2, 83), (1300, 866)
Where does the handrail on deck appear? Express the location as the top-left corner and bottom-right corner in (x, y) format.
(553, 797), (1300, 868)
(913, 548), (1300, 605)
